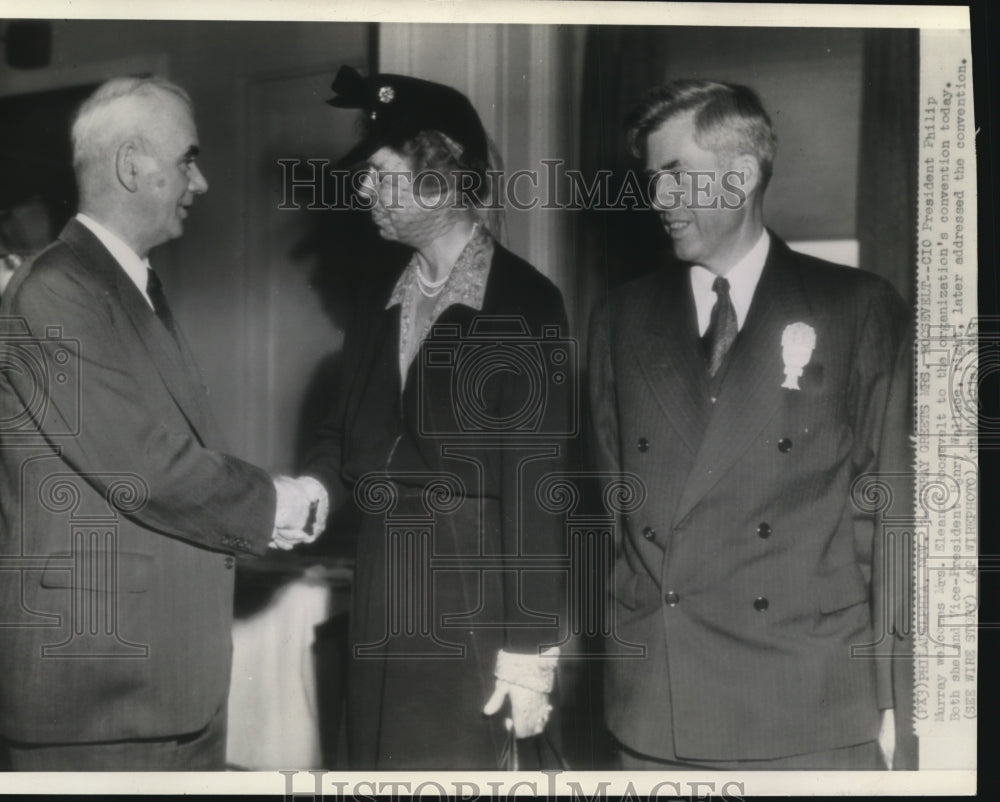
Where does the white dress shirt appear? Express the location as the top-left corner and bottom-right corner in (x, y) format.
(76, 213), (155, 310)
(690, 229), (770, 336)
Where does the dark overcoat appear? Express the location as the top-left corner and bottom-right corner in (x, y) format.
(305, 241), (572, 769)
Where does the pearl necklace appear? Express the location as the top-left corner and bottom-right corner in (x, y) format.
(416, 257), (449, 298)
(414, 223), (480, 298)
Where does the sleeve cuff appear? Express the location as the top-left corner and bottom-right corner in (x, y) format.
(494, 646), (560, 694)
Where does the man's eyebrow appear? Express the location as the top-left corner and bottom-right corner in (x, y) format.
(654, 159), (681, 172)
(184, 145), (200, 159)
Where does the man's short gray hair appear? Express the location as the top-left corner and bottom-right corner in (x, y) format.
(71, 76), (192, 189)
(625, 79), (778, 192)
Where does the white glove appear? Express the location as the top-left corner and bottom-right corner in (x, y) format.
(482, 646), (559, 738)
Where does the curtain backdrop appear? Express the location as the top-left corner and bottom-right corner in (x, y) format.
(857, 28), (919, 771)
(857, 29), (919, 304)
(574, 26), (673, 340)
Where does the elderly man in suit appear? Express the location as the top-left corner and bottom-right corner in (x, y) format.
(0, 77), (322, 770)
(588, 80), (910, 770)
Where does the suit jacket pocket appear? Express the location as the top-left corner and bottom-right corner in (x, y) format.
(816, 563), (870, 614)
(40, 550), (153, 594)
(781, 386), (846, 410)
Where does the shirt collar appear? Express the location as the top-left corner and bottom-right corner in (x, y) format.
(689, 228), (770, 335)
(76, 213), (154, 310)
(386, 224), (494, 313)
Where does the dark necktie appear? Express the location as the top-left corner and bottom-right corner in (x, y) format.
(145, 268), (177, 337)
(704, 276), (738, 377)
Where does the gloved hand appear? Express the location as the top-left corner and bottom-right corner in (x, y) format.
(482, 646), (559, 738)
(269, 475), (330, 550)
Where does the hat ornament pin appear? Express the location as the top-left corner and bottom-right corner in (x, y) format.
(324, 65), (490, 169)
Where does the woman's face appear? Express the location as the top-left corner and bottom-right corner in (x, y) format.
(359, 146), (455, 247)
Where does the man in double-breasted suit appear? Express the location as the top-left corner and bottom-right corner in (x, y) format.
(0, 77), (316, 769)
(588, 80), (910, 769)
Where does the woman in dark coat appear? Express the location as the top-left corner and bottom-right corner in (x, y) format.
(298, 67), (572, 770)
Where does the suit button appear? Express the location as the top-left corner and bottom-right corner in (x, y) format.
(225, 557), (235, 569)
(756, 522), (772, 539)
(637, 437), (649, 453)
(778, 438), (793, 453)
(665, 591), (680, 607)
(753, 596), (769, 612)
(642, 526), (656, 541)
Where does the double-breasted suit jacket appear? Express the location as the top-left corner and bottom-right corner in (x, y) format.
(303, 240), (572, 769)
(588, 233), (910, 761)
(0, 219), (276, 744)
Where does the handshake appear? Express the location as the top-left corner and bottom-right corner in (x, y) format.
(269, 475), (330, 550)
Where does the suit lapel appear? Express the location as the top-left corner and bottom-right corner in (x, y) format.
(116, 268), (217, 440)
(633, 267), (712, 455)
(61, 221), (214, 442)
(672, 236), (813, 524)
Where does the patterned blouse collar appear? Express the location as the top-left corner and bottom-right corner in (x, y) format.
(386, 224), (494, 313)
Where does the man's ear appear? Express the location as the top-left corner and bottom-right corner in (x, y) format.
(115, 141), (141, 193)
(730, 154), (762, 200)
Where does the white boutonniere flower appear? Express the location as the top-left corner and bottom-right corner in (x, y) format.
(781, 322), (816, 390)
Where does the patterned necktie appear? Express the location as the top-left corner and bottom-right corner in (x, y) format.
(145, 268), (177, 337)
(704, 276), (738, 377)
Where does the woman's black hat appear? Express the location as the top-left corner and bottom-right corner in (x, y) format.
(327, 65), (489, 168)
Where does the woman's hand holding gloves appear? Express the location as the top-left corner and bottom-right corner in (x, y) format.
(483, 646), (559, 738)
